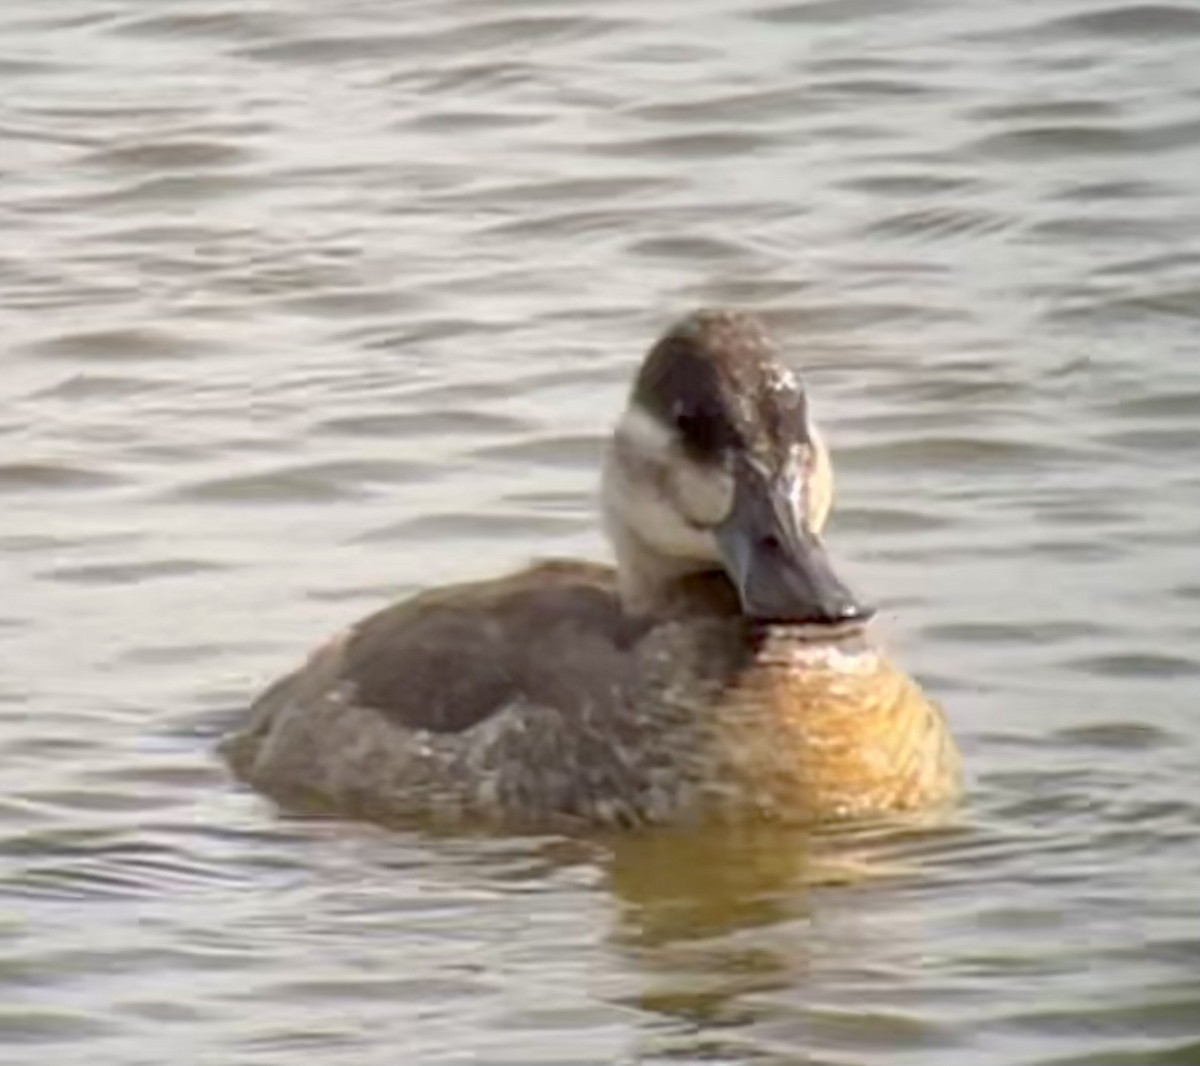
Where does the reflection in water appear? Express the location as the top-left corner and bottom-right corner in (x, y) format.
(602, 818), (961, 1061)
(3, 0), (1200, 1062)
(608, 826), (821, 1060)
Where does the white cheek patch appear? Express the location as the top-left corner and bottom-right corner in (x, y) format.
(624, 486), (720, 562)
(672, 459), (733, 527)
(612, 407), (675, 467)
(608, 407), (726, 563)
(805, 427), (833, 533)
(616, 406), (733, 529)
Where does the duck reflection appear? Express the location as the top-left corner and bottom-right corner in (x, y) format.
(599, 815), (959, 1057)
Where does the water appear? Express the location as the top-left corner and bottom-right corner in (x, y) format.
(3, 0), (1199, 1062)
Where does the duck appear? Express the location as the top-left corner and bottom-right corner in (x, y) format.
(220, 310), (961, 829)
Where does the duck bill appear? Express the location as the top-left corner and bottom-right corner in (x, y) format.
(715, 458), (874, 628)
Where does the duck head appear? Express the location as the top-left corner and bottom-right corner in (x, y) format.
(602, 310), (873, 630)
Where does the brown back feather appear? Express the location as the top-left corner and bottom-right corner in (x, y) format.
(342, 561), (644, 733)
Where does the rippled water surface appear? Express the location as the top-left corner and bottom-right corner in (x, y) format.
(4, 0), (1200, 1062)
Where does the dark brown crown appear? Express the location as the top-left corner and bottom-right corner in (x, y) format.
(632, 310), (810, 465)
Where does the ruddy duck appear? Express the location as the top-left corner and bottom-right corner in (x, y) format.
(221, 311), (961, 828)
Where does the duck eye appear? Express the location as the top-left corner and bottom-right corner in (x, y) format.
(673, 407), (735, 464)
(673, 410), (704, 445)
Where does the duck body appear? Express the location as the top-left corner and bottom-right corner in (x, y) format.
(221, 310), (963, 829)
(221, 561), (960, 829)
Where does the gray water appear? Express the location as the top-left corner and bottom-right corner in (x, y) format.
(4, 0), (1200, 1063)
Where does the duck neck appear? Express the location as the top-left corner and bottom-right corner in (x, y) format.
(601, 440), (742, 620)
(603, 509), (741, 621)
(606, 521), (697, 617)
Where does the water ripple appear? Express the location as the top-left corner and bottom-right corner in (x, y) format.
(1043, 3), (1200, 40)
(2, 0), (1199, 1063)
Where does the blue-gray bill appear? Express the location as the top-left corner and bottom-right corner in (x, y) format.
(715, 458), (874, 628)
